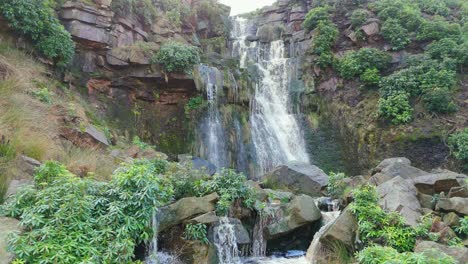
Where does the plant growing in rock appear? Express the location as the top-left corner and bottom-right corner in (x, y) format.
(183, 223), (209, 244)
(303, 6), (332, 31)
(448, 129), (468, 166)
(185, 96), (206, 115)
(381, 19), (411, 50)
(337, 48), (391, 79)
(311, 20), (338, 68)
(378, 92), (413, 125)
(356, 245), (456, 264)
(455, 216), (468, 236)
(327, 172), (348, 199)
(350, 9), (369, 28)
(153, 42), (200, 74)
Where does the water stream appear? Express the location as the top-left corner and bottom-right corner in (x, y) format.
(214, 217), (242, 264)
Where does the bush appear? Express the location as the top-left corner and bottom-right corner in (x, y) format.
(351, 9), (370, 28)
(448, 128), (468, 161)
(303, 6), (331, 31)
(455, 216), (468, 236)
(381, 19), (411, 50)
(327, 172), (348, 199)
(311, 21), (339, 67)
(185, 96), (205, 114)
(360, 68), (381, 86)
(153, 42), (200, 74)
(0, 0), (75, 67)
(422, 87), (458, 113)
(417, 0), (450, 16)
(184, 223), (209, 244)
(417, 17), (461, 41)
(111, 0), (157, 25)
(378, 92), (413, 125)
(375, 0), (423, 31)
(1, 159), (174, 263)
(337, 48), (391, 79)
(357, 245), (456, 264)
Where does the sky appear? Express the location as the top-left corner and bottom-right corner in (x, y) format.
(219, 0), (277, 16)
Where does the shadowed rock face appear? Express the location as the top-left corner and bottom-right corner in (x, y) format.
(0, 217), (21, 264)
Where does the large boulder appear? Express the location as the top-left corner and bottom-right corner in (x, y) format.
(412, 171), (467, 196)
(436, 197), (468, 215)
(261, 161), (329, 197)
(209, 218), (250, 245)
(0, 217), (21, 264)
(370, 157), (427, 185)
(377, 176), (422, 226)
(414, 241), (468, 264)
(5, 155), (40, 199)
(266, 194), (322, 238)
(158, 193), (218, 232)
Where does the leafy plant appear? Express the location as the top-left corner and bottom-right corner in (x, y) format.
(351, 9), (369, 28)
(416, 17), (461, 41)
(153, 42), (200, 74)
(311, 21), (338, 68)
(378, 92), (413, 125)
(327, 172), (348, 199)
(337, 48), (391, 79)
(381, 19), (411, 50)
(455, 216), (468, 236)
(184, 223), (209, 244)
(132, 136), (154, 150)
(31, 87), (52, 104)
(448, 129), (468, 162)
(356, 245), (456, 264)
(0, 0), (75, 67)
(422, 86), (457, 113)
(360, 68), (381, 86)
(303, 6), (331, 32)
(185, 96), (205, 114)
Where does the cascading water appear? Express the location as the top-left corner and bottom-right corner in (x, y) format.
(197, 64), (229, 169)
(214, 217), (242, 264)
(146, 211), (182, 264)
(231, 17), (310, 176)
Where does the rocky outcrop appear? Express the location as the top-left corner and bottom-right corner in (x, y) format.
(415, 241), (468, 264)
(412, 171), (467, 196)
(4, 155), (41, 199)
(261, 161), (329, 197)
(376, 176), (422, 226)
(158, 193), (218, 232)
(370, 157), (428, 185)
(266, 194), (322, 238)
(0, 217), (21, 264)
(436, 197), (468, 215)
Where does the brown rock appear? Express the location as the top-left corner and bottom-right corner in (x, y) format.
(361, 22), (379, 36)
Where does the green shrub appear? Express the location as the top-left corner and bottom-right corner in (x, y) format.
(427, 38), (467, 67)
(1, 159), (174, 263)
(378, 92), (413, 125)
(185, 96), (205, 114)
(448, 128), (468, 161)
(417, 0), (450, 16)
(356, 245), (456, 264)
(360, 68), (381, 86)
(351, 9), (369, 28)
(375, 0), (423, 31)
(153, 42), (200, 74)
(327, 172), (348, 199)
(303, 6), (331, 31)
(184, 223), (209, 244)
(337, 48), (391, 79)
(311, 21), (339, 67)
(381, 19), (411, 50)
(111, 0), (157, 25)
(455, 216), (468, 236)
(417, 17), (461, 41)
(422, 87), (458, 113)
(32, 87), (52, 104)
(0, 0), (75, 67)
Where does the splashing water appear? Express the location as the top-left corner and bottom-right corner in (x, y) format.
(146, 211), (182, 264)
(214, 217), (242, 264)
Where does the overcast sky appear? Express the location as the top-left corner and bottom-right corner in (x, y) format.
(219, 0), (277, 16)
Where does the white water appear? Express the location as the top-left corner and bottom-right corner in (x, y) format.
(243, 256), (309, 264)
(231, 17), (309, 176)
(214, 217), (242, 264)
(146, 212), (182, 264)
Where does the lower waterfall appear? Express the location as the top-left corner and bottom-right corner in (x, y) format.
(214, 217), (242, 264)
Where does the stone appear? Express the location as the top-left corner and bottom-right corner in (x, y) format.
(85, 125), (109, 146)
(417, 192), (434, 209)
(0, 217), (21, 264)
(159, 193), (218, 232)
(443, 212), (461, 227)
(6, 179), (33, 199)
(191, 157), (217, 176)
(266, 194), (322, 238)
(190, 211), (219, 225)
(448, 186), (468, 198)
(377, 176), (422, 226)
(413, 171), (467, 196)
(261, 161), (329, 197)
(4, 155), (40, 199)
(361, 22), (379, 36)
(64, 20), (110, 47)
(370, 157), (427, 185)
(94, 0), (112, 7)
(210, 218), (250, 245)
(414, 241), (468, 264)
(436, 197), (468, 215)
(320, 206), (358, 248)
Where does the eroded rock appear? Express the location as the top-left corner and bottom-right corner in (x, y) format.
(0, 217), (21, 264)
(414, 241), (468, 264)
(436, 197), (468, 215)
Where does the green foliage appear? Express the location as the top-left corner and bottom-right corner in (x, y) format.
(196, 169), (255, 215)
(378, 92), (413, 125)
(381, 19), (411, 50)
(427, 38), (467, 67)
(111, 0), (157, 25)
(416, 0), (450, 16)
(351, 185), (416, 252)
(360, 68), (381, 86)
(356, 245), (456, 264)
(153, 42), (200, 74)
(327, 172), (348, 199)
(311, 21), (338, 68)
(455, 216), (468, 236)
(337, 48), (391, 79)
(448, 129), (468, 161)
(132, 136), (154, 150)
(303, 6), (331, 32)
(417, 17), (461, 41)
(422, 87), (458, 113)
(0, 0), (75, 67)
(185, 96), (205, 114)
(351, 9), (369, 28)
(1, 159), (174, 263)
(184, 223), (209, 244)
(32, 87), (52, 104)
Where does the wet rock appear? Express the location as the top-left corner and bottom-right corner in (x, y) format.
(0, 217), (21, 264)
(190, 211), (219, 225)
(436, 197), (468, 215)
(210, 218), (250, 245)
(261, 161), (329, 197)
(191, 157), (217, 176)
(266, 194), (322, 238)
(370, 157), (427, 185)
(414, 241), (468, 264)
(159, 193), (219, 232)
(413, 171), (467, 196)
(377, 176), (422, 226)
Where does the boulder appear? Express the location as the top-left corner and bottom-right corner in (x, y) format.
(443, 212), (460, 227)
(261, 161), (329, 197)
(0, 217), (21, 264)
(159, 193), (218, 232)
(190, 212), (219, 225)
(436, 197), (468, 215)
(210, 218), (250, 245)
(63, 20), (111, 47)
(412, 171), (467, 196)
(5, 155), (40, 199)
(370, 157), (427, 185)
(361, 22), (379, 36)
(377, 176), (422, 226)
(191, 157), (217, 176)
(85, 125), (109, 146)
(414, 241), (468, 264)
(266, 194), (322, 238)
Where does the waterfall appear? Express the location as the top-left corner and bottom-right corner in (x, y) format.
(231, 17), (309, 176)
(197, 64), (229, 169)
(146, 211), (181, 264)
(214, 217), (241, 264)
